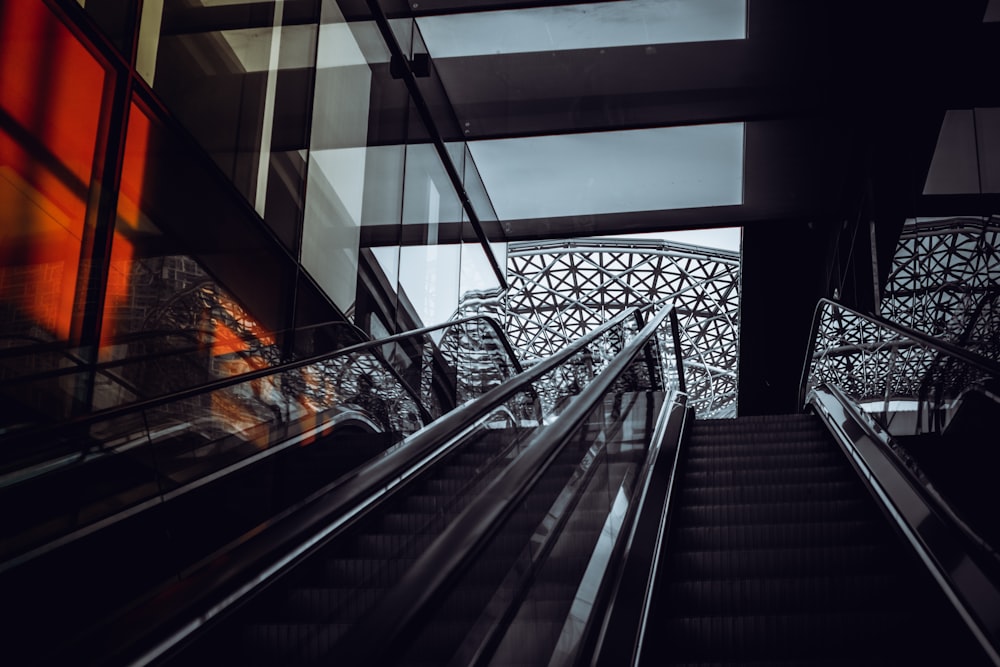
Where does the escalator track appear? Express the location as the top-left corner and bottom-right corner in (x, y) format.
(140, 306), (680, 666)
(641, 413), (991, 666)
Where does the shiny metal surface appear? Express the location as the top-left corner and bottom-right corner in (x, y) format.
(809, 385), (1000, 666)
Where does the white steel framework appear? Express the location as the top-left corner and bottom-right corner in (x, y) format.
(505, 238), (740, 417)
(882, 216), (1000, 362)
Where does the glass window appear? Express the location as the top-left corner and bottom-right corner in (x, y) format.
(468, 123), (745, 220)
(0, 0), (109, 345)
(100, 100), (298, 404)
(415, 0), (747, 59)
(924, 108), (1000, 195)
(303, 4), (407, 322)
(136, 0), (318, 251)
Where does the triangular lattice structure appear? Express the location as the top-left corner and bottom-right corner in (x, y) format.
(505, 238), (740, 417)
(882, 216), (1000, 362)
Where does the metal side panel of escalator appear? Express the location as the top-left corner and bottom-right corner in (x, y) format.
(133, 306), (686, 667)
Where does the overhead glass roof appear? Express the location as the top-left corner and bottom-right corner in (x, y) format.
(924, 108), (1000, 195)
(467, 123), (744, 220)
(415, 0), (747, 58)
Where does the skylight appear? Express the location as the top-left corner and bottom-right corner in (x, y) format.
(924, 108), (1000, 195)
(415, 0), (747, 59)
(467, 123), (745, 220)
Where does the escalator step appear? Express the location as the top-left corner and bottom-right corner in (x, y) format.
(241, 622), (349, 664)
(676, 499), (872, 526)
(670, 521), (887, 551)
(422, 478), (468, 496)
(681, 466), (851, 487)
(660, 611), (904, 661)
(683, 452), (842, 471)
(350, 532), (433, 558)
(665, 545), (896, 579)
(319, 556), (417, 587)
(280, 586), (382, 623)
(379, 512), (443, 535)
(687, 432), (830, 448)
(684, 439), (832, 456)
(666, 661), (895, 667)
(434, 464), (479, 480)
(680, 481), (860, 505)
(661, 574), (905, 615)
(402, 494), (450, 513)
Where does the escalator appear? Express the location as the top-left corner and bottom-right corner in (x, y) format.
(0, 314), (524, 666)
(7, 300), (1000, 665)
(625, 300), (1000, 665)
(22, 304), (667, 666)
(641, 413), (989, 665)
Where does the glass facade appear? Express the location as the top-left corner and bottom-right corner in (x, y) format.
(0, 0), (507, 427)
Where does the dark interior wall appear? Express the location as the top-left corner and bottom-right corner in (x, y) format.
(737, 218), (837, 415)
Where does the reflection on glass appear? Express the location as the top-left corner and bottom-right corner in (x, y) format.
(397, 244), (461, 331)
(94, 102), (288, 409)
(2, 310), (525, 568)
(0, 0), (109, 420)
(402, 143), (464, 227)
(881, 217), (1000, 357)
(392, 319), (679, 666)
(416, 0), (747, 58)
(805, 300), (1000, 550)
(304, 4), (410, 322)
(137, 0), (318, 250)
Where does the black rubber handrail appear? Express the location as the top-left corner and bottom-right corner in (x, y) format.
(808, 384), (1000, 665)
(813, 382), (1000, 565)
(798, 298), (1000, 408)
(74, 307), (640, 667)
(338, 305), (678, 665)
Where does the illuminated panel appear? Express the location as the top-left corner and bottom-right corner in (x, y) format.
(0, 0), (107, 342)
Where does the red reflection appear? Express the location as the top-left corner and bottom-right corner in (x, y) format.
(0, 0), (106, 340)
(101, 104), (148, 346)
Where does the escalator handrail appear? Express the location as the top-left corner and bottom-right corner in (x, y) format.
(0, 318), (366, 385)
(588, 401), (690, 667)
(339, 305), (680, 665)
(808, 384), (1000, 666)
(78, 307), (640, 667)
(813, 382), (1000, 563)
(1, 313), (518, 449)
(798, 297), (1000, 408)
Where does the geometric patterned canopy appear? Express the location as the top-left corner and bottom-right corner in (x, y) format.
(882, 216), (1000, 363)
(805, 216), (1000, 417)
(505, 238), (740, 417)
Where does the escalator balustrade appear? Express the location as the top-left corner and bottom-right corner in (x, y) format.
(641, 413), (990, 666)
(150, 307), (677, 666)
(0, 315), (523, 666)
